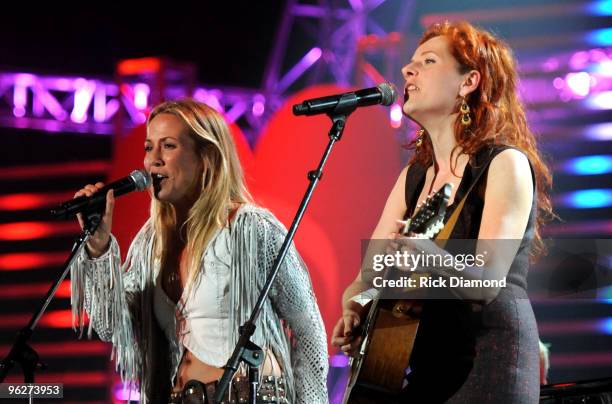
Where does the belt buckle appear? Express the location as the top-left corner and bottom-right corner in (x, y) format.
(181, 380), (207, 404)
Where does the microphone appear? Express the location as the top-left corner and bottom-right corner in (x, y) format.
(292, 82), (397, 116)
(51, 169), (151, 218)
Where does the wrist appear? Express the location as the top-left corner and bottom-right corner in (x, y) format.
(343, 300), (366, 317)
(86, 237), (110, 258)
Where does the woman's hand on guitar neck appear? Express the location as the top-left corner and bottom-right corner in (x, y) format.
(331, 302), (364, 356)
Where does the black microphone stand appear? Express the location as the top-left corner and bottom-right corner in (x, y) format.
(214, 96), (360, 404)
(0, 209), (103, 384)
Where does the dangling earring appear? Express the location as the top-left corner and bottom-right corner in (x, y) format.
(415, 128), (425, 147)
(460, 97), (472, 127)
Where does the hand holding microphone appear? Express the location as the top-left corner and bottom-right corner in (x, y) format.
(73, 183), (115, 258)
(52, 169), (151, 258)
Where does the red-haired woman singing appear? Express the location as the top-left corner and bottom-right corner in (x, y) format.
(332, 21), (553, 403)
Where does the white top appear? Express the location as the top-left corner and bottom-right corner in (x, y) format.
(153, 225), (232, 369)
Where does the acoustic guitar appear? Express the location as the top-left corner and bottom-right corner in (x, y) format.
(342, 183), (452, 403)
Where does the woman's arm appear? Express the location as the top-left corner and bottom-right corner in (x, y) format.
(259, 216), (329, 404)
(69, 222), (151, 382)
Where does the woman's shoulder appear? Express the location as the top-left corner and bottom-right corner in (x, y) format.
(137, 218), (155, 237)
(487, 146), (531, 175)
(233, 203), (287, 233)
(485, 146), (534, 201)
(475, 143), (529, 164)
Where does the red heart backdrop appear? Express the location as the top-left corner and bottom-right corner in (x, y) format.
(109, 84), (403, 349)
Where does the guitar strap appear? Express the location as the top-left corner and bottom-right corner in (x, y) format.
(433, 146), (505, 243)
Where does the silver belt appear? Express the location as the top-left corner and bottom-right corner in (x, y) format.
(168, 375), (287, 404)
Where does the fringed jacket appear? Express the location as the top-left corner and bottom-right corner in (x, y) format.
(70, 204), (329, 403)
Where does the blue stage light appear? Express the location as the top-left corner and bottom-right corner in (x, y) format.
(565, 189), (612, 208)
(599, 317), (612, 334)
(587, 28), (612, 46)
(565, 155), (612, 175)
(589, 0), (612, 16)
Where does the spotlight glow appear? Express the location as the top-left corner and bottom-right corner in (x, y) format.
(586, 28), (612, 46)
(252, 94), (265, 117)
(113, 382), (140, 401)
(594, 60), (612, 76)
(585, 123), (612, 140)
(586, 91), (612, 109)
(561, 189), (612, 209)
(566, 72), (591, 97)
(71, 79), (95, 123)
(599, 317), (612, 334)
(390, 103), (402, 128)
(133, 83), (150, 110)
(588, 0), (612, 16)
(564, 155), (612, 175)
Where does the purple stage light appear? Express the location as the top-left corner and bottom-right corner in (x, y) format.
(193, 88), (224, 113)
(12, 74), (32, 117)
(348, 0), (364, 11)
(252, 94), (265, 117)
(93, 85), (107, 123)
(542, 58), (559, 72)
(330, 353), (349, 367)
(552, 77), (565, 89)
(225, 101), (247, 123)
(277, 47), (322, 93)
(570, 51), (590, 70)
(133, 83), (150, 110)
(307, 47), (323, 64)
(71, 79), (95, 123)
(13, 106), (26, 118)
(113, 382), (140, 402)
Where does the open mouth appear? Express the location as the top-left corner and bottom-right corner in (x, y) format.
(404, 84), (419, 103)
(151, 173), (168, 187)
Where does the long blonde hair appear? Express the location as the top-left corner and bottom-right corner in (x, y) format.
(147, 99), (251, 284)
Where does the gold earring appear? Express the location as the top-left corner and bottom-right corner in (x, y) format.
(415, 128), (425, 147)
(460, 97), (471, 127)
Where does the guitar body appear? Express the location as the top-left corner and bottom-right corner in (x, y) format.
(343, 299), (422, 403)
(342, 184), (452, 403)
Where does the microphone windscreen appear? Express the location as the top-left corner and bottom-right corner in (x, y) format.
(378, 82), (398, 106)
(130, 169), (151, 190)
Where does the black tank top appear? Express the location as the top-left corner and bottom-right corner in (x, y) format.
(404, 144), (536, 289)
(401, 144), (537, 397)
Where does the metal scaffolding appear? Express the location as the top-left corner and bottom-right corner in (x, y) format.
(0, 0), (416, 140)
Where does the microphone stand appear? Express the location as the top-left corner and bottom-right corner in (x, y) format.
(0, 209), (103, 384)
(214, 96), (360, 404)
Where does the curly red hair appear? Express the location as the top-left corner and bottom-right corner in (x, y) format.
(408, 21), (554, 259)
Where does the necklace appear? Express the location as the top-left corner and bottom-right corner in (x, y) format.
(167, 270), (180, 285)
